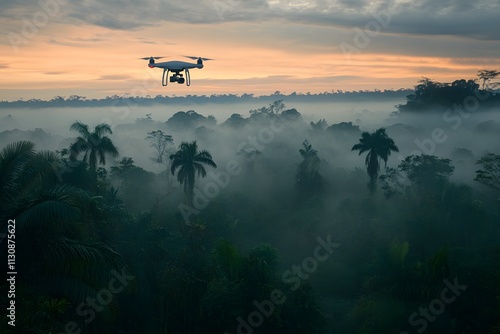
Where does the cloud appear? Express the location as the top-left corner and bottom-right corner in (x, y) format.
(451, 58), (500, 67)
(98, 74), (133, 81)
(2, 0), (499, 40)
(191, 74), (366, 87)
(135, 37), (159, 45)
(0, 64), (9, 69)
(46, 35), (108, 47)
(280, 0), (500, 40)
(44, 71), (66, 75)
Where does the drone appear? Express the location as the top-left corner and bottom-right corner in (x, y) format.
(139, 56), (213, 86)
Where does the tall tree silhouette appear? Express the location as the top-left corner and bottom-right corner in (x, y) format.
(170, 141), (217, 205)
(69, 121), (119, 172)
(352, 128), (399, 192)
(475, 152), (500, 191)
(296, 140), (324, 196)
(477, 69), (500, 91)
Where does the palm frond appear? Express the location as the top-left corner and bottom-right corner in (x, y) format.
(42, 236), (126, 270)
(352, 143), (369, 154)
(0, 141), (36, 198)
(94, 123), (113, 137)
(70, 122), (90, 138)
(193, 163), (208, 178)
(170, 157), (183, 175)
(16, 184), (89, 234)
(17, 150), (60, 189)
(98, 137), (120, 165)
(194, 156), (217, 169)
(69, 137), (89, 159)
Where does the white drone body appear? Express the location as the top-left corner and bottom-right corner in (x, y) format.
(140, 56), (212, 86)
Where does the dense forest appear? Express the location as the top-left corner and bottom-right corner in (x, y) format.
(0, 90), (412, 109)
(1, 73), (500, 333)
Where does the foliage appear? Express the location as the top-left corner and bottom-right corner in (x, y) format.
(478, 69), (500, 90)
(2, 92), (500, 333)
(69, 122), (119, 172)
(310, 118), (327, 131)
(352, 128), (399, 192)
(399, 154), (454, 193)
(110, 156), (136, 175)
(0, 141), (127, 332)
(145, 130), (173, 165)
(398, 77), (481, 112)
(475, 152), (500, 191)
(296, 140), (325, 197)
(170, 141), (217, 206)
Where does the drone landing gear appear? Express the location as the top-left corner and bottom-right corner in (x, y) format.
(161, 69), (191, 86)
(162, 69), (169, 86)
(185, 69), (190, 86)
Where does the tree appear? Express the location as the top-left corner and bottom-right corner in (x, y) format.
(477, 69), (500, 91)
(0, 141), (126, 328)
(146, 130), (173, 165)
(0, 141), (58, 221)
(69, 122), (119, 172)
(475, 152), (500, 191)
(352, 128), (399, 192)
(310, 119), (327, 131)
(296, 140), (324, 196)
(381, 155), (456, 238)
(109, 157), (157, 212)
(170, 141), (217, 206)
(381, 154), (454, 198)
(399, 154), (454, 189)
(146, 130), (175, 192)
(398, 77), (481, 112)
(110, 156), (136, 177)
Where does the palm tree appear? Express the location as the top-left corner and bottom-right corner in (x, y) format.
(297, 140), (322, 192)
(170, 141), (217, 206)
(69, 122), (119, 172)
(352, 128), (399, 192)
(0, 141), (126, 324)
(0, 141), (60, 220)
(296, 140), (326, 199)
(299, 140), (319, 161)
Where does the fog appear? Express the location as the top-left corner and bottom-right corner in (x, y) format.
(1, 97), (497, 177)
(0, 99), (399, 171)
(1, 93), (500, 333)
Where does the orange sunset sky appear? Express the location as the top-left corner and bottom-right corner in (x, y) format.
(1, 0), (499, 100)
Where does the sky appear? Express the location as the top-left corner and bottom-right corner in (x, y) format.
(0, 0), (499, 100)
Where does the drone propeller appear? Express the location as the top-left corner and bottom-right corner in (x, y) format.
(183, 55), (214, 61)
(138, 56), (166, 60)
